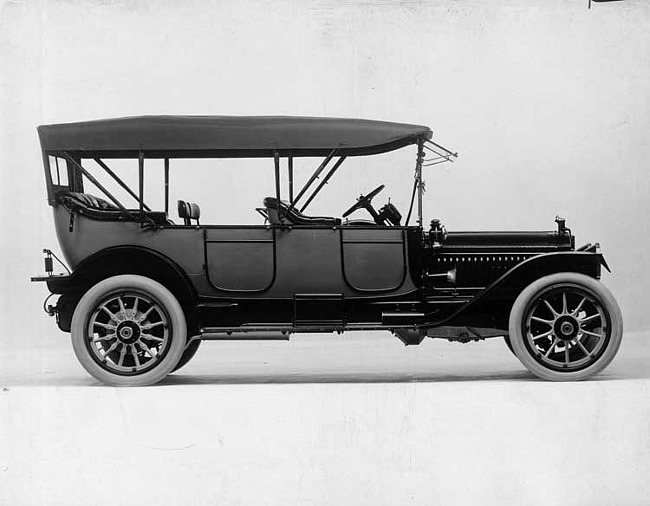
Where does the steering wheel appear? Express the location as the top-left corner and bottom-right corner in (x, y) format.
(342, 184), (385, 218)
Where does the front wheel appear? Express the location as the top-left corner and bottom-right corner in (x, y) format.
(71, 275), (187, 386)
(509, 273), (623, 381)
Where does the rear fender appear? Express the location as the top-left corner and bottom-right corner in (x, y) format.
(50, 246), (198, 332)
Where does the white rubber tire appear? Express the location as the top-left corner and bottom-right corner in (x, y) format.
(509, 272), (623, 381)
(71, 275), (187, 386)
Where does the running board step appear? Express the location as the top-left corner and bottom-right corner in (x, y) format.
(200, 328), (291, 341)
(381, 312), (425, 325)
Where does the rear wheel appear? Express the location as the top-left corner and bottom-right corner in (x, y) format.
(71, 275), (187, 386)
(509, 273), (622, 381)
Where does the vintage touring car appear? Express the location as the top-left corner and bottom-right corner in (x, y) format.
(32, 116), (623, 385)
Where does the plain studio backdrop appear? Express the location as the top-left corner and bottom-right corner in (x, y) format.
(1, 1), (649, 505)
(1, 0), (650, 340)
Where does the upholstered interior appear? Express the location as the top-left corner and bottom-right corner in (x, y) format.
(59, 191), (118, 210)
(263, 197), (341, 226)
(56, 191), (170, 225)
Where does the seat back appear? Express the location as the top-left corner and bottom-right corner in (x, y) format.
(177, 200), (201, 225)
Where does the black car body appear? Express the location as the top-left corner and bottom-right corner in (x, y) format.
(32, 116), (623, 385)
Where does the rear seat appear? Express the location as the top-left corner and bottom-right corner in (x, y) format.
(56, 191), (170, 225)
(59, 191), (119, 210)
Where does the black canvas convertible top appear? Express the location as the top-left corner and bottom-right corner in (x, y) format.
(38, 116), (433, 158)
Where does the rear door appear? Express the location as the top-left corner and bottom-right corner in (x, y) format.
(204, 227), (275, 292)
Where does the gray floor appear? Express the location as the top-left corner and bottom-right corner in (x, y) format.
(1, 331), (649, 505)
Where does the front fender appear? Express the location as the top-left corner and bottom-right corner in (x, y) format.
(483, 251), (605, 302)
(423, 251), (607, 329)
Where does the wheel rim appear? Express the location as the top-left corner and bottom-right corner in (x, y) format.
(85, 290), (171, 375)
(523, 283), (611, 373)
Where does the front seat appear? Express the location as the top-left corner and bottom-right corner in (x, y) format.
(263, 197), (341, 226)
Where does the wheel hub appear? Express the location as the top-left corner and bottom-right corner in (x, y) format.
(116, 321), (141, 344)
(554, 315), (579, 341)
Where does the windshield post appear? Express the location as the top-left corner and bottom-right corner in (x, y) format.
(164, 158), (170, 215)
(138, 150), (144, 215)
(416, 139), (425, 227)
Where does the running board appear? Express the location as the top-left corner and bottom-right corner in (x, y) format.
(198, 322), (427, 340)
(200, 328), (291, 341)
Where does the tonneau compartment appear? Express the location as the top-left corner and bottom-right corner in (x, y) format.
(56, 191), (170, 225)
